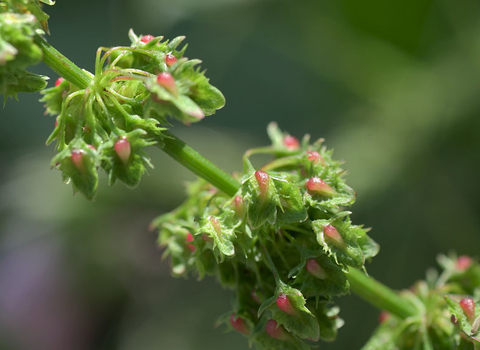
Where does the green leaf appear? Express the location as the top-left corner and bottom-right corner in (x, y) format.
(197, 215), (235, 260)
(307, 300), (344, 342)
(273, 176), (308, 224)
(445, 295), (480, 342)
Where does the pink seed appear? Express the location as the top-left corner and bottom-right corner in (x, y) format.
(54, 120), (58, 128)
(87, 144), (96, 151)
(306, 177), (336, 197)
(307, 151), (323, 164)
(156, 72), (177, 95)
(276, 294), (296, 315)
(234, 196), (245, 218)
(55, 77), (64, 86)
(71, 150), (84, 171)
(114, 138), (131, 164)
(254, 171), (270, 199)
(251, 289), (262, 304)
(140, 35), (155, 43)
(265, 320), (289, 341)
(457, 256), (473, 270)
(201, 233), (213, 243)
(324, 224), (345, 247)
(283, 135), (300, 150)
(210, 216), (222, 236)
(186, 233), (196, 252)
(306, 259), (327, 279)
(378, 311), (390, 324)
(165, 54), (178, 66)
(460, 298), (476, 322)
(230, 314), (250, 335)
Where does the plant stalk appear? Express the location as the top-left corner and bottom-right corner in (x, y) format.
(347, 267), (417, 319)
(37, 36), (419, 321)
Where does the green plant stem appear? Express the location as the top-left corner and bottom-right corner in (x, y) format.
(34, 35), (91, 89)
(159, 131), (241, 196)
(347, 267), (417, 319)
(37, 36), (419, 321)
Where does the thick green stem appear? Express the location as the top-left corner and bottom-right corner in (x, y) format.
(37, 37), (419, 321)
(34, 35), (91, 89)
(160, 131), (240, 196)
(347, 267), (417, 319)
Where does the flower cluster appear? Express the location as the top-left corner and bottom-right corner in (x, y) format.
(153, 123), (379, 350)
(40, 30), (225, 199)
(0, 0), (54, 100)
(364, 253), (480, 349)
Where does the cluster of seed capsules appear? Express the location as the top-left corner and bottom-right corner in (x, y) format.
(153, 123), (380, 350)
(365, 254), (480, 350)
(41, 30), (225, 199)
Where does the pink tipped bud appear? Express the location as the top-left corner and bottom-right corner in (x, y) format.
(306, 177), (336, 197)
(165, 54), (178, 66)
(451, 314), (458, 325)
(209, 216), (222, 236)
(254, 171), (270, 199)
(156, 72), (177, 95)
(230, 314), (250, 335)
(55, 77), (64, 86)
(114, 138), (131, 164)
(265, 320), (289, 341)
(306, 259), (327, 280)
(324, 224), (345, 247)
(140, 35), (155, 43)
(307, 151), (323, 164)
(378, 311), (390, 324)
(234, 196), (245, 218)
(201, 233), (213, 243)
(276, 294), (296, 315)
(283, 135), (300, 150)
(251, 289), (262, 304)
(460, 298), (476, 322)
(87, 144), (96, 151)
(186, 233), (196, 252)
(71, 150), (85, 171)
(457, 256), (473, 270)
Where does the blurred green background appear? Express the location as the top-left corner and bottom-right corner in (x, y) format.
(1, 0), (480, 349)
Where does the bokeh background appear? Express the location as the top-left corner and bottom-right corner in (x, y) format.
(1, 0), (480, 349)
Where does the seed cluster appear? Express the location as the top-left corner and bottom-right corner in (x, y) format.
(153, 123), (379, 350)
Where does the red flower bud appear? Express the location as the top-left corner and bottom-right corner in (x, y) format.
(306, 259), (327, 280)
(265, 320), (289, 341)
(71, 150), (85, 171)
(140, 35), (155, 43)
(276, 294), (296, 315)
(87, 144), (96, 151)
(186, 233), (196, 252)
(230, 314), (250, 335)
(378, 311), (390, 324)
(165, 53), (178, 67)
(457, 256), (473, 270)
(283, 135), (300, 150)
(156, 72), (177, 95)
(460, 298), (476, 322)
(201, 233), (213, 243)
(251, 289), (262, 304)
(307, 151), (323, 164)
(114, 138), (131, 164)
(55, 77), (64, 86)
(306, 177), (336, 197)
(210, 216), (222, 236)
(323, 224), (345, 247)
(254, 170), (270, 199)
(234, 195), (245, 218)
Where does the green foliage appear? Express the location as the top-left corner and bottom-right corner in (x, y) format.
(154, 124), (379, 349)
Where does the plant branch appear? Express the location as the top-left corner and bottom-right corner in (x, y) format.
(347, 267), (418, 319)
